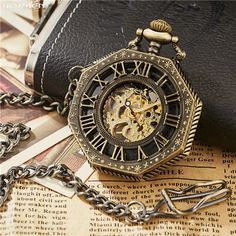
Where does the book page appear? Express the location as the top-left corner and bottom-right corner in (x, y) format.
(0, 143), (235, 236)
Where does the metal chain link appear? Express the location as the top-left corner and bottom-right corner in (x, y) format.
(0, 78), (79, 157)
(0, 123), (31, 157)
(0, 164), (232, 223)
(0, 78), (78, 115)
(172, 43), (186, 62)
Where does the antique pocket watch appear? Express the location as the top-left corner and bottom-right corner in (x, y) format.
(1, 19), (232, 223)
(68, 19), (202, 180)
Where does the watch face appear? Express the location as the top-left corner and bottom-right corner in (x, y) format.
(69, 49), (201, 178)
(103, 82), (162, 143)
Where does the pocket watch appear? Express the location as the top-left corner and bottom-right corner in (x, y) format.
(68, 19), (202, 180)
(0, 19), (231, 223)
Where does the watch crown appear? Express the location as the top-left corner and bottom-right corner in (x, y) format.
(150, 19), (172, 33)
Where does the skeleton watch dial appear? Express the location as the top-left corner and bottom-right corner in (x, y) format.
(68, 19), (202, 180)
(103, 83), (162, 143)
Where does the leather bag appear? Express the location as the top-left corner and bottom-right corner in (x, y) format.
(25, 0), (236, 150)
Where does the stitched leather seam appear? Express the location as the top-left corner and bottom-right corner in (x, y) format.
(40, 0), (82, 94)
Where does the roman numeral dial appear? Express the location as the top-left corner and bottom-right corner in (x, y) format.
(131, 61), (152, 78)
(110, 61), (127, 79)
(156, 73), (168, 87)
(137, 146), (148, 161)
(80, 114), (96, 136)
(90, 133), (107, 154)
(165, 92), (180, 104)
(73, 53), (187, 175)
(92, 74), (108, 89)
(81, 93), (97, 109)
(111, 146), (125, 162)
(164, 114), (180, 128)
(153, 133), (169, 151)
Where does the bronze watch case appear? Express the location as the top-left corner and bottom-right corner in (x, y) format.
(68, 20), (202, 180)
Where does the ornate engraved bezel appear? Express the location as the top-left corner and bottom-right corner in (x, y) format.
(68, 48), (202, 180)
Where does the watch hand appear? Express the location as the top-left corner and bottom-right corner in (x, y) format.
(125, 99), (144, 132)
(125, 99), (138, 118)
(132, 100), (161, 113)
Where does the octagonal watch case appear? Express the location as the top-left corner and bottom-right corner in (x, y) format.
(68, 20), (202, 180)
